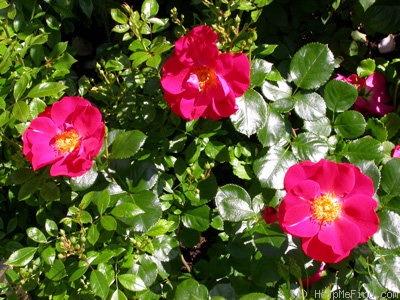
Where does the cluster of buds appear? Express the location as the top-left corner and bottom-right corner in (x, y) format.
(57, 229), (86, 260)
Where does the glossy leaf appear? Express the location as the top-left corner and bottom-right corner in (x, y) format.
(343, 138), (383, 163)
(257, 105), (288, 147)
(334, 111), (366, 138)
(292, 133), (329, 162)
(90, 270), (110, 298)
(45, 259), (67, 281)
(13, 74), (30, 100)
(373, 210), (400, 249)
(111, 8), (128, 24)
(141, 0), (159, 19)
(26, 82), (67, 98)
(323, 80), (358, 112)
(289, 43), (335, 90)
(174, 279), (209, 300)
(293, 92), (326, 121)
(27, 227), (47, 243)
(110, 130), (147, 159)
(12, 101), (30, 122)
(5, 247), (37, 267)
(381, 158), (400, 196)
(111, 202), (144, 225)
(215, 184), (255, 222)
(118, 274), (146, 292)
(181, 205), (210, 231)
(230, 89), (268, 137)
(251, 59), (273, 87)
(304, 116), (331, 136)
(374, 253), (400, 293)
(254, 146), (297, 189)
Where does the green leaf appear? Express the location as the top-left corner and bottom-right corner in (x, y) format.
(366, 118), (388, 142)
(289, 43), (335, 90)
(374, 253), (400, 293)
(40, 181), (60, 201)
(323, 80), (358, 112)
(45, 259), (67, 281)
(90, 270), (110, 298)
(261, 80), (292, 101)
(381, 159), (400, 196)
(111, 202), (144, 226)
(79, 0), (93, 18)
(215, 184), (255, 222)
(87, 223), (100, 245)
(111, 8), (128, 24)
(304, 116), (331, 136)
(130, 191), (162, 232)
(343, 138), (383, 164)
(182, 206), (210, 231)
(293, 92), (326, 121)
(5, 247), (37, 267)
(110, 130), (147, 159)
(250, 59), (272, 87)
(382, 113), (400, 139)
(27, 227), (47, 243)
(174, 279), (209, 300)
(45, 219), (58, 237)
(133, 255), (158, 287)
(146, 219), (175, 236)
(373, 210), (400, 249)
(334, 111), (366, 138)
(29, 98), (46, 118)
(118, 274), (146, 292)
(363, 4), (400, 34)
(141, 0), (159, 19)
(26, 82), (67, 98)
(13, 74), (30, 101)
(100, 215), (117, 231)
(230, 89), (268, 137)
(94, 189), (110, 216)
(253, 146), (297, 189)
(355, 160), (381, 191)
(12, 101), (30, 122)
(41, 246), (56, 266)
(292, 133), (329, 162)
(257, 105), (288, 147)
(239, 293), (271, 300)
(111, 289), (128, 300)
(357, 58), (376, 77)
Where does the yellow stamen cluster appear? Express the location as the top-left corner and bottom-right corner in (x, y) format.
(192, 66), (216, 91)
(311, 192), (342, 225)
(54, 129), (81, 154)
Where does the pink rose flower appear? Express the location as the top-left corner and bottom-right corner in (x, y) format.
(22, 96), (105, 177)
(161, 25), (250, 120)
(262, 206), (278, 224)
(335, 72), (394, 116)
(278, 159), (379, 263)
(392, 145), (400, 158)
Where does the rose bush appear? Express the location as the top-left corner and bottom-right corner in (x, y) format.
(1, 0), (400, 299)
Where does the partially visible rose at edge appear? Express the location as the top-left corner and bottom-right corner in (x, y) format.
(335, 72), (394, 116)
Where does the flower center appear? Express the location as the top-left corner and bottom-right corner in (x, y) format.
(191, 66), (216, 91)
(311, 192), (342, 225)
(54, 129), (81, 154)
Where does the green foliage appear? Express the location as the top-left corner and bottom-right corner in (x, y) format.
(1, 0), (400, 299)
